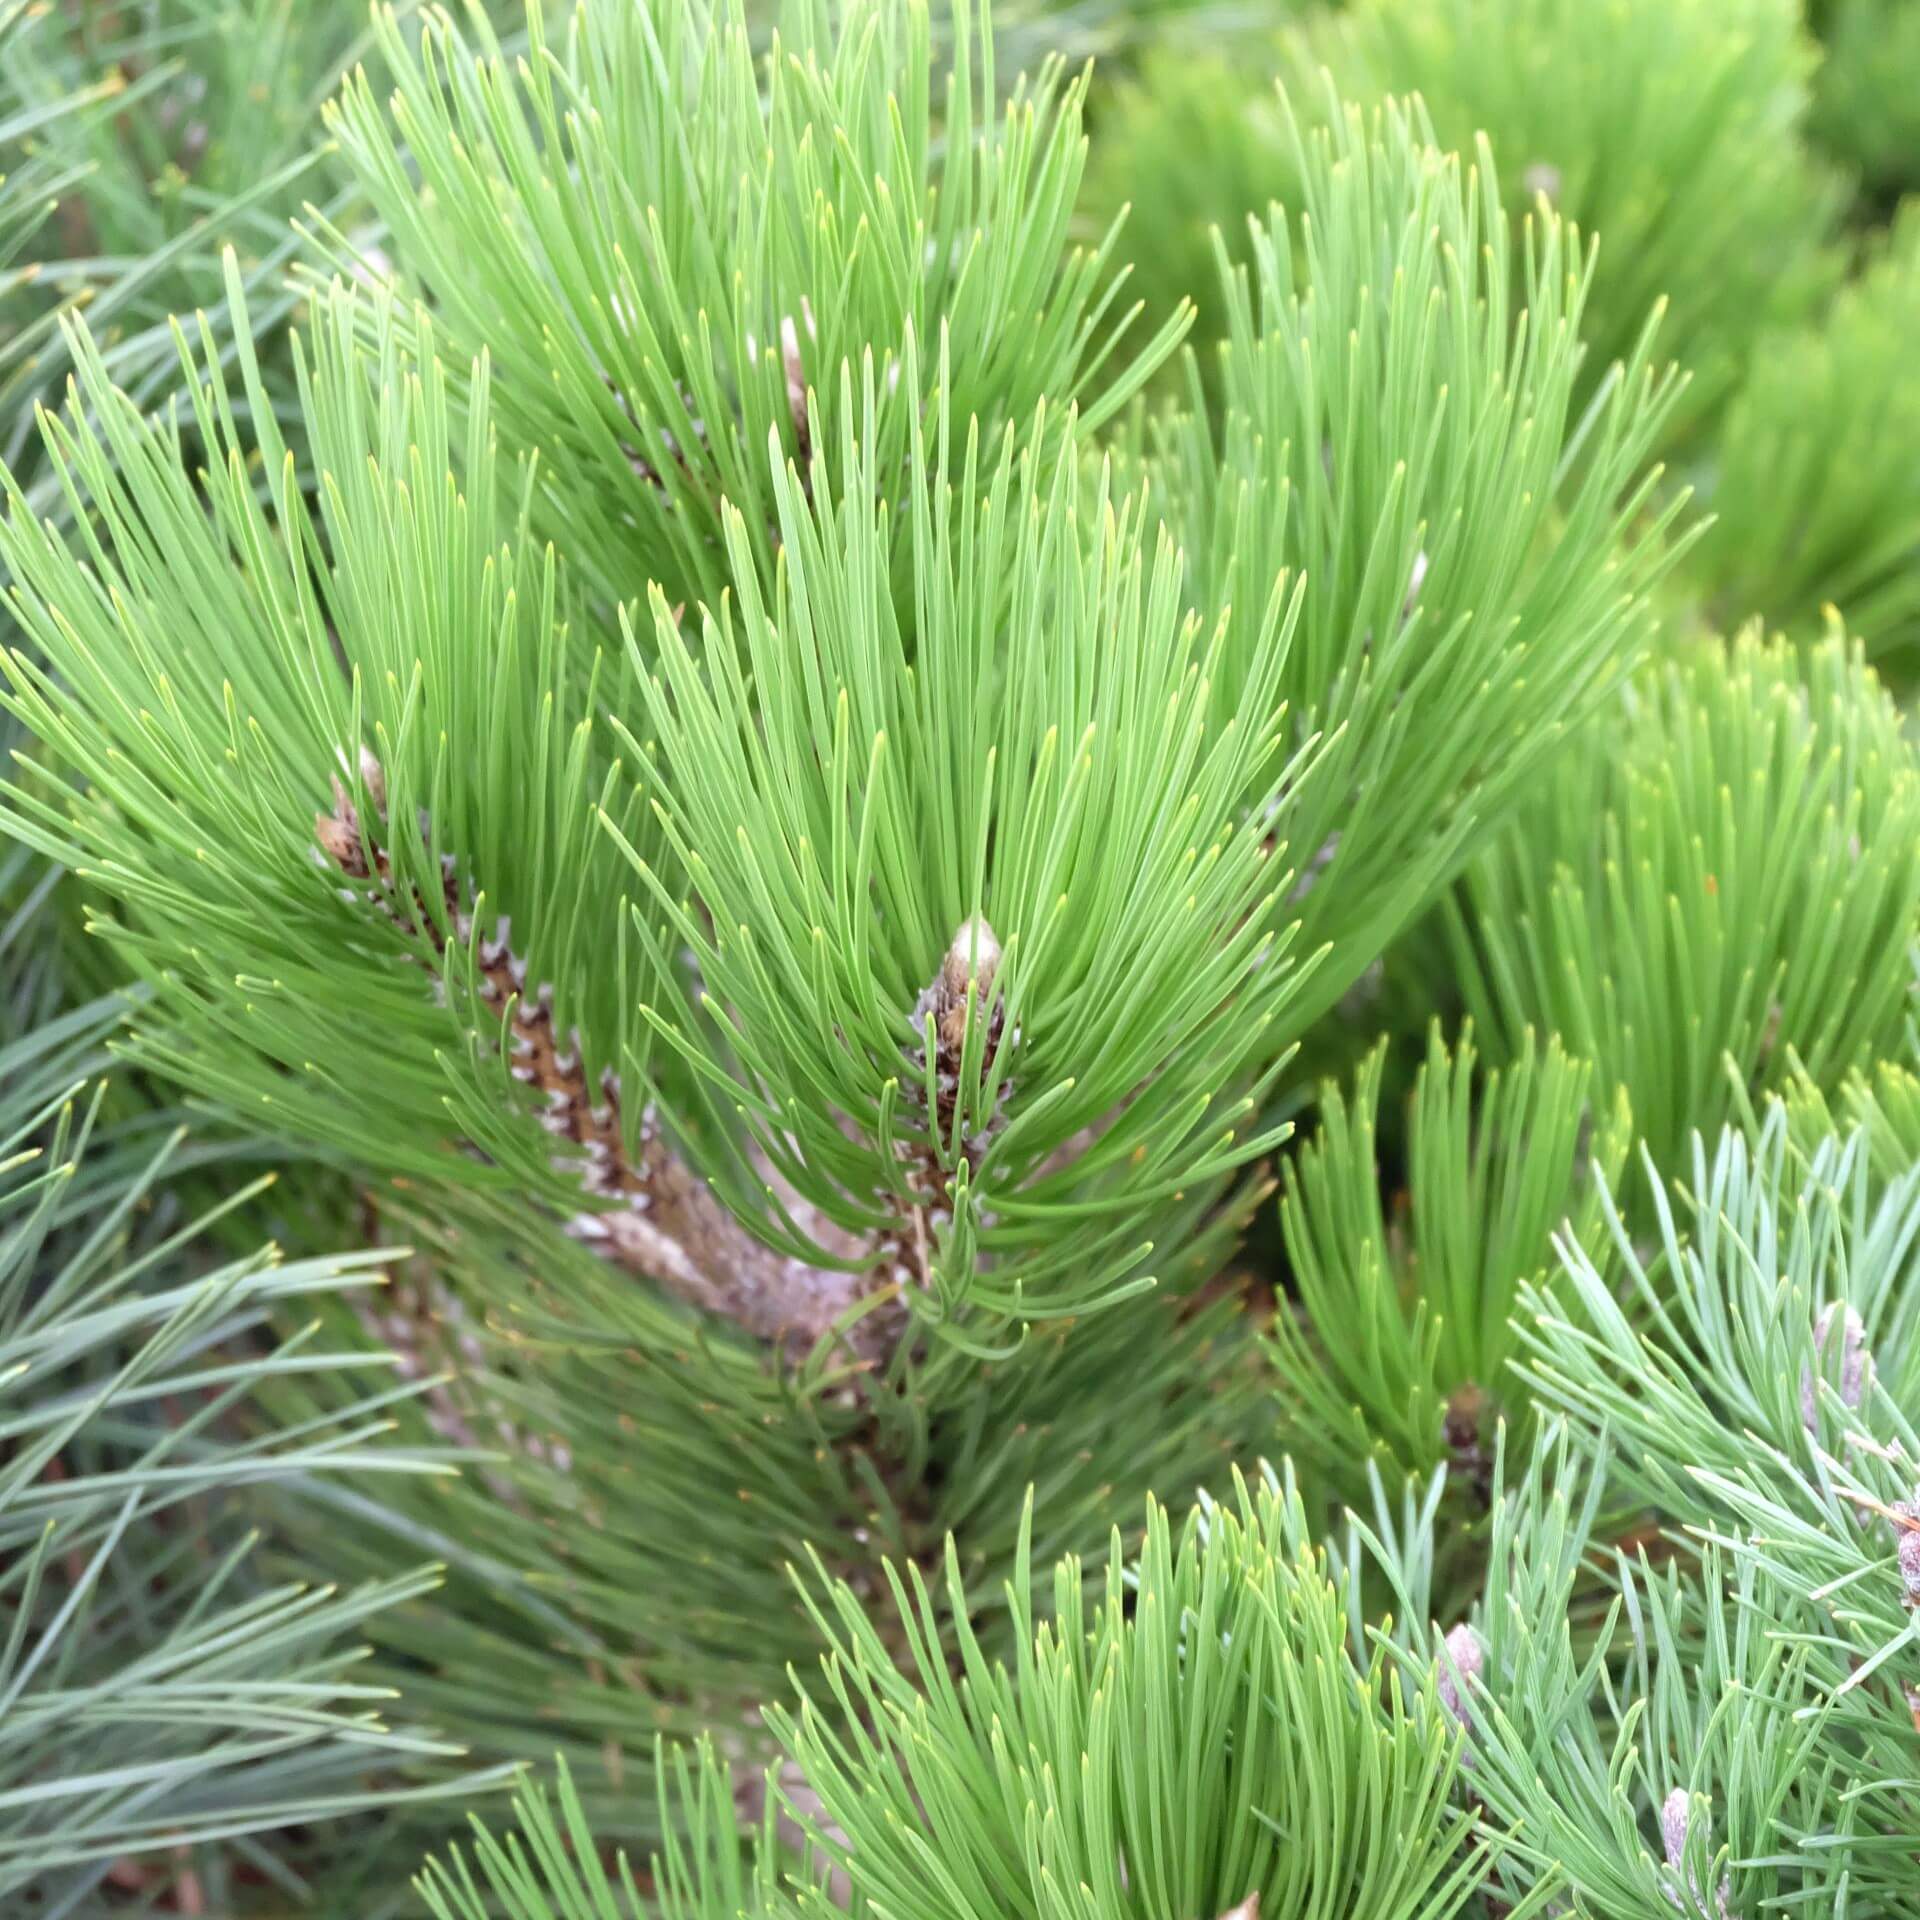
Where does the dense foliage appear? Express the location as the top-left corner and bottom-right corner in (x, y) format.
(2, 1), (1918, 1914)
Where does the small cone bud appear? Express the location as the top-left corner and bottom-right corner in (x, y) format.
(781, 312), (808, 430)
(1801, 1300), (1871, 1429)
(1402, 548), (1429, 618)
(1899, 1526), (1920, 1607)
(358, 745), (387, 815)
(1661, 1787), (1735, 1917)
(942, 916), (1001, 997)
(937, 918), (1001, 1056)
(1660, 1788), (1692, 1871)
(1435, 1622), (1483, 1727)
(315, 775), (367, 877)
(315, 813), (356, 873)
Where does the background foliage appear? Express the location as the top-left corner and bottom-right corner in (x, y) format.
(3, 0), (1919, 1915)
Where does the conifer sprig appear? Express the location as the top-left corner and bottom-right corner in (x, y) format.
(1439, 626), (1920, 1178)
(1270, 1023), (1629, 1508)
(1306, 0), (1839, 429)
(0, 72), (1683, 1373)
(0, 277), (642, 1206)
(416, 1477), (1494, 1920)
(1352, 1099), (1920, 1919)
(1694, 210), (1920, 663)
(0, 276), (1302, 1361)
(1354, 1430), (1847, 1920)
(612, 363), (1307, 1334)
(1516, 1110), (1920, 1525)
(259, 1173), (1271, 1871)
(0, 998), (502, 1911)
(1155, 92), (1688, 1014)
(0, 0), (500, 517)
(320, 0), (1186, 613)
(1086, 0), (1839, 434)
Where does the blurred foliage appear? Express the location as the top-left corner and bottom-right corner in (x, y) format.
(1084, 0), (1842, 438)
(1690, 206), (1920, 664)
(1809, 0), (1920, 205)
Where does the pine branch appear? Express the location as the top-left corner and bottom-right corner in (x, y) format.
(1438, 625), (1920, 1182)
(238, 1160), (1276, 1880)
(1151, 88), (1689, 1023)
(1351, 1429), (1853, 1919)
(1269, 1022), (1629, 1511)
(417, 1473), (1496, 1920)
(1350, 1094), (1920, 1919)
(1691, 207), (1920, 663)
(1092, 0), (1840, 437)
(315, 0), (1188, 613)
(0, 0), (509, 514)
(0, 999), (508, 1910)
(312, 757), (886, 1362)
(0, 273), (1301, 1366)
(1516, 1103), (1920, 1552)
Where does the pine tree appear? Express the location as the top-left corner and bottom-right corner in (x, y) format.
(410, 1096), (1920, 1920)
(0, 5), (1683, 1853)
(3, 0), (1920, 1913)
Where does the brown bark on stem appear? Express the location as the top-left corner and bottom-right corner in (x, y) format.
(316, 758), (889, 1364)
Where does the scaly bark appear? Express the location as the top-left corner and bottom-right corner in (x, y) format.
(317, 753), (891, 1363)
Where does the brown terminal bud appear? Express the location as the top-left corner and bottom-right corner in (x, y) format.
(315, 775), (367, 878)
(937, 917), (1001, 1055)
(1899, 1525), (1920, 1608)
(1442, 1382), (1495, 1508)
(1442, 1382), (1487, 1456)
